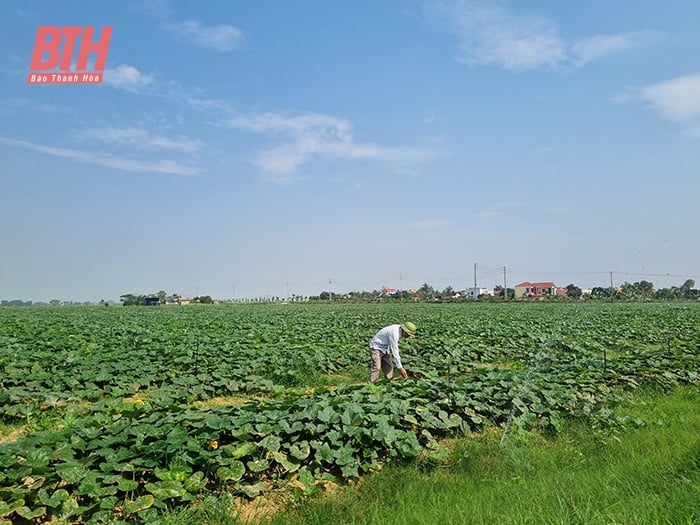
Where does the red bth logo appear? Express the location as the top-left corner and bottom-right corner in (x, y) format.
(27, 26), (112, 85)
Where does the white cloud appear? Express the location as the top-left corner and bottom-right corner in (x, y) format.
(166, 20), (245, 52)
(426, 1), (661, 71)
(228, 111), (443, 182)
(640, 73), (700, 123)
(572, 30), (661, 66)
(76, 127), (203, 153)
(230, 112), (353, 139)
(0, 137), (200, 176)
(103, 64), (154, 92)
(435, 1), (566, 70)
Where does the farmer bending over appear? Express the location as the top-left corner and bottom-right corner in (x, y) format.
(368, 322), (416, 382)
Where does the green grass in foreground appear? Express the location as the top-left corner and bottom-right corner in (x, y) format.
(164, 387), (700, 525)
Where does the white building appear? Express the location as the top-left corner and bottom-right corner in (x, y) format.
(465, 287), (493, 299)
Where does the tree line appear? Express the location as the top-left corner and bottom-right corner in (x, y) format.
(1, 279), (696, 307)
(119, 291), (213, 306)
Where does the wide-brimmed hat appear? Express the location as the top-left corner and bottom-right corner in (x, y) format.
(401, 322), (416, 336)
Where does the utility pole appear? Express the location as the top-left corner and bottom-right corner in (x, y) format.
(474, 263), (477, 289)
(503, 266), (507, 300)
(609, 271), (614, 289)
(329, 277), (332, 301)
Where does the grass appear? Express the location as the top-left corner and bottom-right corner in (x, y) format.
(161, 386), (700, 525)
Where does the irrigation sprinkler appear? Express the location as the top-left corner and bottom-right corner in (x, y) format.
(194, 339), (200, 375)
(500, 341), (551, 447)
(603, 345), (607, 372)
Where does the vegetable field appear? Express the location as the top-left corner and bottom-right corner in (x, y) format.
(1, 302), (698, 524)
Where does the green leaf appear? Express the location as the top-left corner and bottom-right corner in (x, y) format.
(52, 442), (75, 462)
(258, 435), (281, 453)
(403, 414), (419, 425)
(313, 441), (334, 463)
(123, 495), (155, 516)
(76, 473), (102, 496)
(333, 445), (356, 466)
(38, 488), (70, 508)
(317, 405), (339, 424)
(15, 506), (46, 520)
(205, 414), (230, 430)
(340, 464), (359, 478)
(59, 497), (80, 519)
(0, 500), (23, 518)
(246, 458), (269, 473)
(222, 442), (257, 459)
(25, 447), (52, 470)
(117, 477), (140, 492)
(216, 461), (245, 482)
(184, 471), (208, 493)
(99, 496), (120, 510)
(55, 461), (88, 484)
(145, 480), (190, 501)
(289, 441), (311, 460)
(240, 482), (265, 498)
(272, 451), (299, 472)
(155, 463), (192, 482)
(297, 469), (318, 496)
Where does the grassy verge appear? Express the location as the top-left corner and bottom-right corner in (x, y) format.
(162, 386), (700, 525)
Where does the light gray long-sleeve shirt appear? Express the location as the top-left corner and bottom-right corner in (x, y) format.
(369, 324), (403, 369)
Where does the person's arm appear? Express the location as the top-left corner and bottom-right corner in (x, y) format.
(389, 329), (408, 378)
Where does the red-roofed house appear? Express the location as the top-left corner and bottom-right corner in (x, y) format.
(514, 281), (560, 299)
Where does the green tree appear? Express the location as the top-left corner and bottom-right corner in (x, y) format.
(638, 280), (654, 300)
(591, 287), (612, 299)
(418, 283), (435, 300)
(679, 279), (696, 298)
(442, 286), (455, 298)
(120, 294), (144, 306)
(565, 284), (582, 299)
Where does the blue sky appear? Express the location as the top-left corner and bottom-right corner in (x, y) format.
(1, 0), (699, 302)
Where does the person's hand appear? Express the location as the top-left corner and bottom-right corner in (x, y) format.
(399, 367), (408, 379)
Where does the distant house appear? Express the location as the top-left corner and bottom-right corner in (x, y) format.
(465, 287), (493, 299)
(178, 297), (193, 306)
(143, 296), (160, 306)
(514, 281), (562, 299)
(381, 287), (398, 297)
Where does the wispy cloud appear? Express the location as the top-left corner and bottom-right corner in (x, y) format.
(103, 64), (154, 92)
(473, 210), (504, 219)
(0, 137), (200, 176)
(640, 73), (700, 123)
(410, 219), (452, 232)
(228, 111), (443, 184)
(165, 20), (245, 52)
(572, 30), (662, 66)
(425, 1), (661, 71)
(134, 0), (245, 52)
(76, 127), (203, 153)
(0, 97), (72, 115)
(453, 3), (566, 70)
